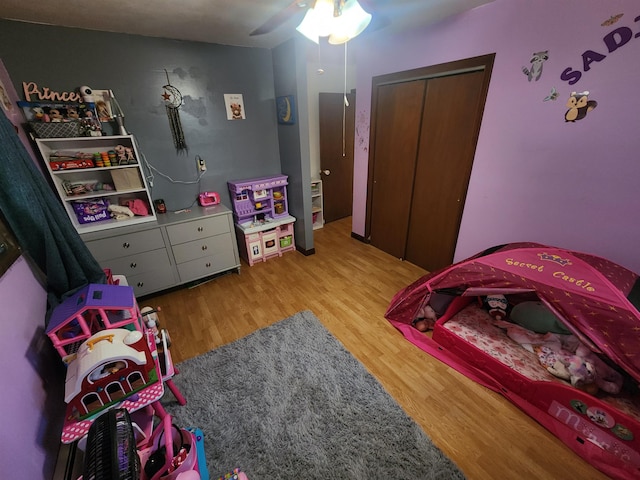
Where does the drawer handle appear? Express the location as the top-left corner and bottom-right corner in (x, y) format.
(137, 281), (144, 287)
(201, 245), (208, 251)
(130, 262), (137, 269)
(205, 262), (211, 268)
(197, 226), (204, 232)
(123, 242), (130, 249)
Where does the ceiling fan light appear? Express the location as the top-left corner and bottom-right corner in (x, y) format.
(313, 0), (337, 37)
(328, 0), (372, 44)
(313, 0), (336, 18)
(296, 8), (320, 43)
(297, 0), (372, 44)
(296, 0), (338, 42)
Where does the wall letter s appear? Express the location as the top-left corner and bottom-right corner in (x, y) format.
(560, 67), (581, 85)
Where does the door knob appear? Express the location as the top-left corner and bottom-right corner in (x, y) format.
(321, 169), (331, 176)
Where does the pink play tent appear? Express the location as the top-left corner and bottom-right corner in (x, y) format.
(385, 242), (640, 479)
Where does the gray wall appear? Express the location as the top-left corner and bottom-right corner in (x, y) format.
(0, 19), (283, 213)
(273, 38), (314, 252)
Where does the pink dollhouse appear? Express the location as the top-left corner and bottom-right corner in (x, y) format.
(45, 283), (143, 361)
(44, 283), (161, 420)
(47, 281), (191, 480)
(64, 327), (158, 420)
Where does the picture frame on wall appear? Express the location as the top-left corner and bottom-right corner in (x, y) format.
(276, 95), (296, 125)
(224, 93), (246, 120)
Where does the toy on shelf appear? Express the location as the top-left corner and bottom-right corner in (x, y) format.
(46, 284), (144, 361)
(64, 327), (159, 421)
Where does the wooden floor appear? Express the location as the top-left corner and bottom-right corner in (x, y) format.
(145, 217), (607, 480)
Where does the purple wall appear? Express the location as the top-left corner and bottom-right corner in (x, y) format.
(0, 257), (62, 478)
(353, 0), (640, 273)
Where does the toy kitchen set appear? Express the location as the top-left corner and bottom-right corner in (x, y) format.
(228, 174), (296, 266)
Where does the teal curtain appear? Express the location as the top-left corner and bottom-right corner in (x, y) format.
(0, 110), (105, 322)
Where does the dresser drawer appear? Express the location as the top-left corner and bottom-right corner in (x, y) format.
(176, 247), (237, 283)
(166, 215), (230, 245)
(126, 265), (176, 297)
(99, 248), (171, 277)
(86, 228), (165, 262)
(171, 232), (233, 264)
(82, 206), (238, 295)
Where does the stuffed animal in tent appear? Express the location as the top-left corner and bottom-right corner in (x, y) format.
(484, 294), (509, 320)
(534, 345), (575, 381)
(575, 344), (624, 394)
(495, 318), (623, 395)
(413, 304), (438, 332)
(503, 326), (598, 391)
(563, 353), (598, 393)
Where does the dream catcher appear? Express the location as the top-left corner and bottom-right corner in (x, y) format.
(162, 69), (187, 151)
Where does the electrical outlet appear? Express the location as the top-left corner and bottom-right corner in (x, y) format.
(197, 156), (207, 172)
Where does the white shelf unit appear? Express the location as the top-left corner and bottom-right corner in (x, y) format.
(36, 135), (156, 234)
(311, 179), (324, 230)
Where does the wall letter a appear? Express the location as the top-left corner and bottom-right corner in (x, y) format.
(582, 50), (606, 72)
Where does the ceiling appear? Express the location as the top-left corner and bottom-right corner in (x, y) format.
(0, 0), (492, 50)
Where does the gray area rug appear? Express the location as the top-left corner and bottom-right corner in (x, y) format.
(163, 310), (465, 479)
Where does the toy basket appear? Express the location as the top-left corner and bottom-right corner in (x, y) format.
(29, 120), (81, 138)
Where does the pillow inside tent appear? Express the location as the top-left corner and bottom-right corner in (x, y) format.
(509, 300), (572, 335)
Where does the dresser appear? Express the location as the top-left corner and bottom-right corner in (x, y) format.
(82, 204), (240, 297)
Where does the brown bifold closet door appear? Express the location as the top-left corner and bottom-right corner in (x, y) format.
(404, 70), (486, 271)
(367, 55), (493, 272)
(369, 80), (426, 259)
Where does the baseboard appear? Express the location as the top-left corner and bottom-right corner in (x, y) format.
(296, 245), (316, 256)
(351, 231), (368, 243)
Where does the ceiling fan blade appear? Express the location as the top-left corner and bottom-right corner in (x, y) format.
(250, 1), (309, 36)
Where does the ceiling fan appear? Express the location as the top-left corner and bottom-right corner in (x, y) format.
(250, 0), (388, 38)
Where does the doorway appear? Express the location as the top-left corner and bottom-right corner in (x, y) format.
(319, 92), (354, 223)
(366, 54), (494, 271)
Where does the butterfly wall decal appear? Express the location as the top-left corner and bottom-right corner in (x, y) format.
(543, 87), (559, 102)
(601, 13), (623, 27)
